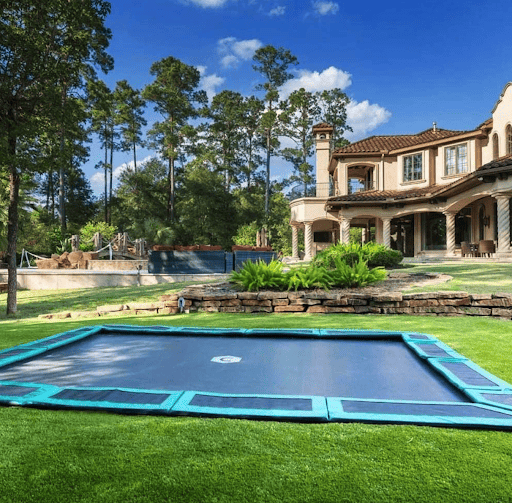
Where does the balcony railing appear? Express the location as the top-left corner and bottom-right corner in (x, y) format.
(289, 180), (378, 201)
(288, 183), (336, 201)
(348, 180), (376, 195)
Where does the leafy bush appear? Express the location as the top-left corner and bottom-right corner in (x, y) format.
(79, 221), (118, 251)
(283, 265), (332, 291)
(230, 260), (284, 292)
(312, 242), (402, 269)
(328, 257), (387, 288)
(230, 258), (387, 292)
(233, 223), (258, 246)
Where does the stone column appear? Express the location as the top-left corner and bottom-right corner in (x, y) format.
(362, 227), (367, 244)
(496, 194), (511, 254)
(444, 211), (456, 257)
(291, 225), (299, 259)
(339, 217), (351, 244)
(304, 221), (313, 261)
(382, 217), (391, 248)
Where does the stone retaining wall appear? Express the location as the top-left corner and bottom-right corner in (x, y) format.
(177, 288), (512, 320)
(39, 288), (512, 320)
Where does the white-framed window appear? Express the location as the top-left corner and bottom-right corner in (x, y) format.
(403, 153), (423, 182)
(445, 143), (468, 175)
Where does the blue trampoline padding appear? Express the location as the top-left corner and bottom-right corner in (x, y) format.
(31, 387), (183, 413)
(0, 383), (40, 397)
(327, 398), (512, 427)
(172, 391), (329, 420)
(429, 359), (511, 391)
(319, 329), (403, 339)
(402, 332), (436, 341)
(406, 340), (465, 360)
(464, 390), (512, 411)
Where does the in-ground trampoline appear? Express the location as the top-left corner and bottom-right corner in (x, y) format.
(1, 325), (512, 429)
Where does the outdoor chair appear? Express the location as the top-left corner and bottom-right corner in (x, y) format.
(460, 241), (471, 257)
(478, 240), (495, 257)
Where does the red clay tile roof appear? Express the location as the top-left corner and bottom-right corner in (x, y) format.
(333, 128), (470, 154)
(312, 122), (333, 130)
(328, 187), (434, 203)
(478, 118), (493, 129)
(478, 153), (512, 171)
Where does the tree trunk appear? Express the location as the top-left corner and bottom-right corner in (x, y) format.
(59, 86), (67, 234)
(168, 154), (175, 222)
(6, 132), (19, 315)
(133, 139), (137, 173)
(265, 129), (271, 217)
(104, 122), (108, 223)
(109, 132), (113, 224)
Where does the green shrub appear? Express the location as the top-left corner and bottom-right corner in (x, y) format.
(283, 265), (332, 291)
(313, 242), (402, 269)
(230, 258), (387, 292)
(328, 257), (387, 288)
(230, 259), (284, 291)
(79, 221), (117, 251)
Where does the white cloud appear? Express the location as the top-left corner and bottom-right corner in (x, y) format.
(201, 73), (226, 101)
(313, 1), (339, 15)
(186, 0), (231, 7)
(90, 171), (105, 194)
(218, 37), (263, 68)
(280, 66), (352, 98)
(89, 156), (154, 194)
(346, 100), (392, 139)
(269, 5), (286, 16)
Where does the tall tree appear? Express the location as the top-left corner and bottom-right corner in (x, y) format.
(207, 90), (245, 189)
(239, 96), (265, 189)
(114, 80), (146, 172)
(88, 79), (117, 223)
(0, 0), (113, 314)
(316, 88), (352, 149)
(175, 154), (238, 248)
(279, 88), (321, 197)
(143, 57), (207, 222)
(114, 157), (168, 232)
(252, 45), (298, 217)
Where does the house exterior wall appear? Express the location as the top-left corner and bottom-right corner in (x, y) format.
(290, 84), (512, 258)
(489, 83), (512, 159)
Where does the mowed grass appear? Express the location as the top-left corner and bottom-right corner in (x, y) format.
(404, 261), (512, 295)
(0, 280), (213, 321)
(1, 266), (512, 502)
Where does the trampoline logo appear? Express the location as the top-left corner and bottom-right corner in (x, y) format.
(211, 356), (242, 364)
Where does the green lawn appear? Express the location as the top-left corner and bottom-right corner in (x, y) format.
(404, 262), (512, 295)
(1, 268), (512, 502)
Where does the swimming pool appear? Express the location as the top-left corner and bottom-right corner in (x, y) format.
(1, 325), (512, 428)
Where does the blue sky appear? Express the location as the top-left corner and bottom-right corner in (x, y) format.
(86, 0), (512, 193)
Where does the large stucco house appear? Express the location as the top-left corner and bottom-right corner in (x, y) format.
(290, 83), (512, 260)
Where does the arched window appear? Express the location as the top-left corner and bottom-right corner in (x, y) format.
(493, 133), (499, 160)
(506, 125), (512, 155)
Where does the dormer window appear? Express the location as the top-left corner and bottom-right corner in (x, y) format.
(506, 125), (512, 155)
(403, 153), (423, 182)
(493, 133), (499, 160)
(445, 144), (468, 175)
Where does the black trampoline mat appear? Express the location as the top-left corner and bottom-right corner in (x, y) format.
(0, 333), (468, 402)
